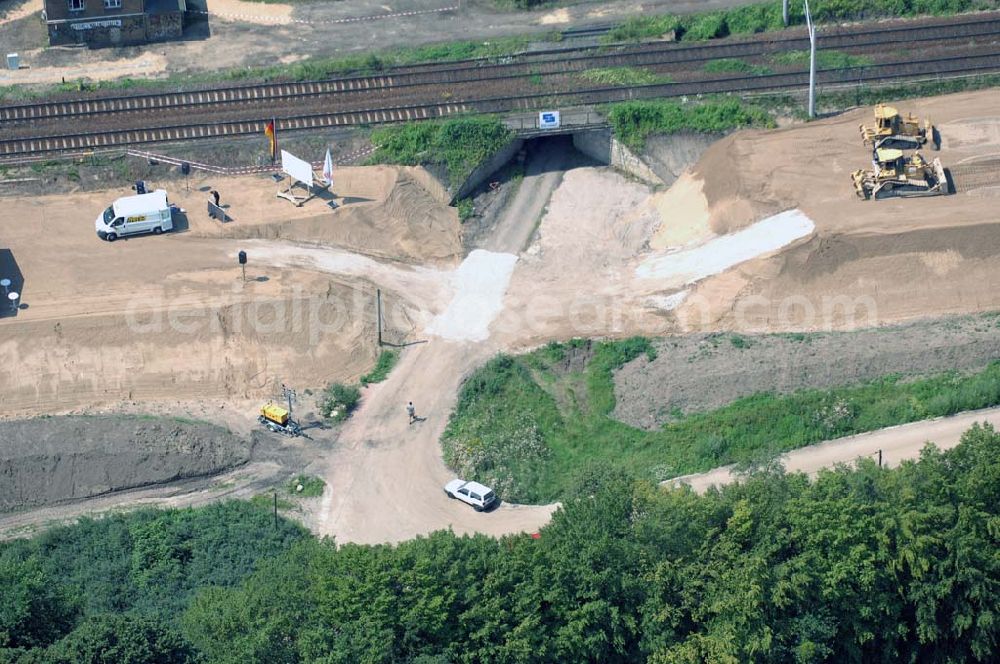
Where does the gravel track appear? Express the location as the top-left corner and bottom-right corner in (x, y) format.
(671, 407), (1000, 492)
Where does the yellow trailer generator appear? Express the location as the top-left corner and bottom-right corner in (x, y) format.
(258, 403), (302, 436)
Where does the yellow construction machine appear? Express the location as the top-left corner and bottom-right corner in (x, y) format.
(860, 103), (936, 151)
(852, 148), (948, 201)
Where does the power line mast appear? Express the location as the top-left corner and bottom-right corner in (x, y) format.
(281, 383), (297, 419)
(783, 0), (789, 26)
(805, 0), (817, 118)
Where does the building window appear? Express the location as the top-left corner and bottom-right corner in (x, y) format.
(68, 0), (85, 10)
(104, 0), (121, 7)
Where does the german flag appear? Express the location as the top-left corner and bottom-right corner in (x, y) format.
(264, 119), (277, 162)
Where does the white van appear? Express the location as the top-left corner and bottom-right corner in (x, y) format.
(95, 190), (173, 242)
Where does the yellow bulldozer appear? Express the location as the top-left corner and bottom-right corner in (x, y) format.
(852, 148), (948, 201)
(860, 103), (936, 151)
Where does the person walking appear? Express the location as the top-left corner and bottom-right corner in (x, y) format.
(407, 401), (417, 425)
(210, 190), (221, 207)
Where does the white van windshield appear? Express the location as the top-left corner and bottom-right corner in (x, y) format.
(103, 207), (115, 223)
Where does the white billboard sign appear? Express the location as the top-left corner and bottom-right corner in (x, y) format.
(539, 111), (561, 129)
(71, 19), (122, 30)
(280, 150), (313, 188)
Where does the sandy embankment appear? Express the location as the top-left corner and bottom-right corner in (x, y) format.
(0, 165), (459, 418)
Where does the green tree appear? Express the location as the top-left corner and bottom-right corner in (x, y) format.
(45, 615), (195, 664)
(0, 555), (76, 650)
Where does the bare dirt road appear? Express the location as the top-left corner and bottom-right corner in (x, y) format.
(315, 340), (557, 544)
(672, 407), (1000, 493)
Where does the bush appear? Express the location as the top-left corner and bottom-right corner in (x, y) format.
(604, 1), (996, 46)
(321, 382), (361, 421)
(680, 12), (729, 40)
(724, 3), (786, 34)
(371, 117), (514, 189)
(442, 333), (1000, 502)
(456, 199), (475, 222)
(360, 350), (399, 386)
(602, 15), (681, 43)
(607, 98), (775, 150)
(286, 475), (326, 498)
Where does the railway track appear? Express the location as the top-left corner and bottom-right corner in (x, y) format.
(2, 12), (999, 125)
(4, 51), (999, 158)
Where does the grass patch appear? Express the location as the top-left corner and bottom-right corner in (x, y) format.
(5, 35), (549, 99)
(607, 98), (774, 150)
(729, 333), (753, 349)
(703, 58), (773, 75)
(456, 198), (475, 222)
(220, 35), (540, 83)
(286, 475), (325, 498)
(603, 1), (998, 44)
(579, 67), (671, 86)
(751, 73), (1000, 120)
(603, 15), (683, 43)
(817, 73), (1000, 112)
(771, 49), (873, 69)
(360, 350), (400, 386)
(321, 382), (361, 421)
(370, 116), (514, 189)
(443, 339), (1000, 504)
(250, 493), (295, 510)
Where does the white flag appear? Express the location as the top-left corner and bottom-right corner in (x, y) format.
(323, 148), (334, 186)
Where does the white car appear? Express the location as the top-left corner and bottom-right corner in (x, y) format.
(444, 479), (498, 512)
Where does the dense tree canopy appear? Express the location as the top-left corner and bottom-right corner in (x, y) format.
(2, 425), (998, 662)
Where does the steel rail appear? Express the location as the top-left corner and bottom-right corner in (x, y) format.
(2, 12), (999, 124)
(3, 51), (999, 157)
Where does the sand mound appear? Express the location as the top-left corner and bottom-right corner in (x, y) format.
(669, 89), (1000, 331)
(205, 166), (461, 265)
(649, 173), (713, 250)
(0, 168), (449, 417)
(642, 133), (720, 186)
(0, 272), (375, 416)
(693, 134), (786, 234)
(649, 136), (784, 251)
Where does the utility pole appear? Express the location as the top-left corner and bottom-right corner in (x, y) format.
(783, 0), (789, 27)
(805, 0), (817, 118)
(376, 289), (383, 347)
(281, 383), (296, 418)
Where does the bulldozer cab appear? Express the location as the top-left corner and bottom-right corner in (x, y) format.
(874, 104), (899, 131)
(874, 147), (904, 175)
(861, 104), (933, 150)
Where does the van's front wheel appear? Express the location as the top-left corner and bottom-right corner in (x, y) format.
(153, 227), (162, 235)
(106, 233), (117, 242)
